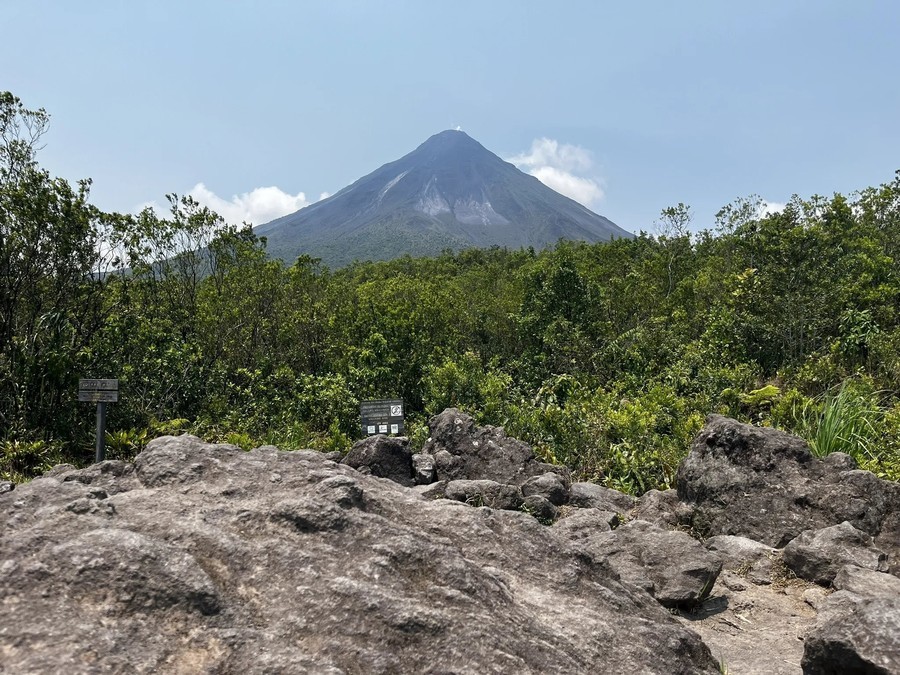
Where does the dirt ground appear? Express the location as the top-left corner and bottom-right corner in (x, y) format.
(676, 569), (825, 674)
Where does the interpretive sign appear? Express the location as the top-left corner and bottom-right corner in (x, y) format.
(79, 379), (118, 402)
(360, 399), (404, 436)
(79, 378), (119, 462)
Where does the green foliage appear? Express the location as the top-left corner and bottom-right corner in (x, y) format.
(3, 92), (900, 490)
(422, 352), (511, 425)
(739, 385), (781, 408)
(104, 428), (150, 462)
(798, 382), (882, 462)
(0, 438), (66, 482)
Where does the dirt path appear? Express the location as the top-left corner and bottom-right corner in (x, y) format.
(676, 570), (823, 674)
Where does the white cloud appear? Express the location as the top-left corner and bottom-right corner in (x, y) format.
(508, 138), (605, 208)
(760, 200), (786, 216)
(188, 183), (312, 226)
(133, 184), (323, 226)
(528, 166), (605, 210)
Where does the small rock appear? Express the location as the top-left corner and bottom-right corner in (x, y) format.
(783, 521), (889, 586)
(521, 494), (557, 524)
(705, 535), (777, 585)
(568, 482), (636, 512)
(721, 575), (747, 592)
(521, 472), (569, 506)
(444, 479), (523, 510)
(411, 453), (436, 485)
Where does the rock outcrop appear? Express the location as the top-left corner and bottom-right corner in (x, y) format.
(802, 565), (900, 674)
(420, 408), (569, 486)
(783, 521), (889, 585)
(677, 415), (900, 549)
(0, 436), (717, 674)
(2, 411), (898, 673)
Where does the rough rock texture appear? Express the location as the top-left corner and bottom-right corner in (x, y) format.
(705, 535), (777, 586)
(341, 434), (413, 486)
(411, 480), (447, 500)
(783, 521), (890, 586)
(411, 452), (435, 485)
(578, 520), (722, 609)
(521, 493), (558, 523)
(802, 565), (900, 674)
(421, 409), (569, 486)
(677, 415), (900, 549)
(521, 472), (570, 506)
(552, 508), (620, 540)
(568, 482), (636, 512)
(443, 478), (524, 510)
(631, 488), (693, 529)
(0, 435), (719, 674)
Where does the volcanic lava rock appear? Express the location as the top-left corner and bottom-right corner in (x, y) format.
(0, 435), (718, 673)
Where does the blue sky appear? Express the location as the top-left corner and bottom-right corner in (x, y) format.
(4, 1), (899, 233)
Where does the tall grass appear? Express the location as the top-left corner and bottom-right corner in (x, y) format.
(802, 382), (881, 461)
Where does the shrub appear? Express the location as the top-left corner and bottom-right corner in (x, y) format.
(1, 438), (66, 483)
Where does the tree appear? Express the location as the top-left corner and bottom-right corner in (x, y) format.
(0, 92), (110, 444)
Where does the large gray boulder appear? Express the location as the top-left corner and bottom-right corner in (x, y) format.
(783, 521), (889, 586)
(579, 519), (723, 609)
(0, 435), (719, 673)
(677, 416), (900, 550)
(341, 434), (413, 486)
(802, 565), (900, 674)
(421, 409), (570, 486)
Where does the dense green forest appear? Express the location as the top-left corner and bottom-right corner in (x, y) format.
(3, 92), (899, 491)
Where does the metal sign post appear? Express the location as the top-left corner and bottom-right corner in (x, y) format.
(79, 379), (119, 462)
(360, 399), (405, 437)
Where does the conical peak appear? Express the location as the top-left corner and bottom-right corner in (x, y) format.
(415, 129), (485, 154)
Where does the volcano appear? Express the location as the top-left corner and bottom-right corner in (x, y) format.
(256, 130), (632, 267)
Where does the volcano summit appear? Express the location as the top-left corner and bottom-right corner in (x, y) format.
(256, 130), (632, 267)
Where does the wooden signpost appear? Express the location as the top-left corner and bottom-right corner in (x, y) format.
(79, 379), (118, 462)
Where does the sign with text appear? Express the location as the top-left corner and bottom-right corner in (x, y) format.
(360, 399), (404, 436)
(79, 378), (119, 462)
(78, 379), (119, 402)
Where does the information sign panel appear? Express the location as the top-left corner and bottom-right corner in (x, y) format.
(360, 399), (404, 436)
(78, 390), (119, 403)
(79, 379), (119, 391)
